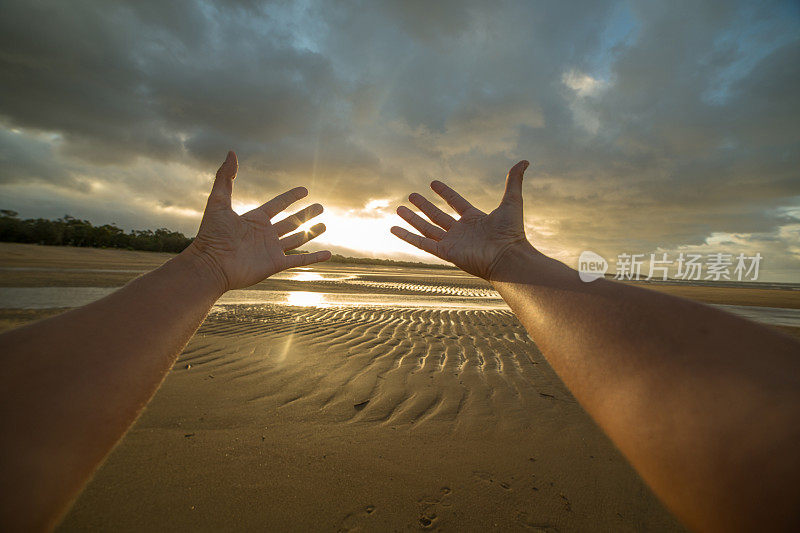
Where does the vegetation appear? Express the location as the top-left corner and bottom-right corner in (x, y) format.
(0, 210), (193, 253)
(0, 210), (456, 269)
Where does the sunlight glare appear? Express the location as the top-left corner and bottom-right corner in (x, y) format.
(232, 201), (261, 215)
(309, 207), (433, 258)
(290, 272), (324, 282)
(234, 198), (440, 261)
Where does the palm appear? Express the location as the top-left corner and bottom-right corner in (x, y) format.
(434, 207), (523, 278)
(229, 218), (286, 286)
(188, 151), (330, 291)
(194, 210), (285, 289)
(392, 161), (529, 280)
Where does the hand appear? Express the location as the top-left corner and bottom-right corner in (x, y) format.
(391, 160), (533, 280)
(186, 151), (330, 292)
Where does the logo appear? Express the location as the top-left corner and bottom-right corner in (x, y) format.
(578, 251), (608, 282)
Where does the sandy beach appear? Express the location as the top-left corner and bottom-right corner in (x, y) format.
(56, 305), (684, 532)
(2, 243), (798, 530)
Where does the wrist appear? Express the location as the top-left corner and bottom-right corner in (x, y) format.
(488, 240), (557, 285)
(175, 245), (229, 298)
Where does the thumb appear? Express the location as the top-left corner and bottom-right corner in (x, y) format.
(210, 150), (238, 207)
(500, 160), (529, 208)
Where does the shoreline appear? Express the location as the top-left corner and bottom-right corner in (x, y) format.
(2, 243), (798, 309)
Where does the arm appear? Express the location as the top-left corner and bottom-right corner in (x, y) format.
(391, 161), (800, 533)
(0, 151), (331, 531)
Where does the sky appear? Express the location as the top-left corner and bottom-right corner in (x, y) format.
(0, 0), (798, 281)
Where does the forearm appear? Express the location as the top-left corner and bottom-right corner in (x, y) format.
(491, 243), (800, 532)
(0, 247), (224, 531)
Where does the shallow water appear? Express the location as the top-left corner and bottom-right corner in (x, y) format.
(1, 285), (799, 326)
(0, 286), (507, 311)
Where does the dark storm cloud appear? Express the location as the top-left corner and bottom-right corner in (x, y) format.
(0, 1), (344, 164)
(0, 0), (798, 278)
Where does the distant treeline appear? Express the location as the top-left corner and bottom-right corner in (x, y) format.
(0, 210), (455, 269)
(0, 210), (193, 253)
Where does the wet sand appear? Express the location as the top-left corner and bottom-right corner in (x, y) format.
(59, 306), (684, 531)
(1, 243), (798, 530)
(3, 243), (799, 308)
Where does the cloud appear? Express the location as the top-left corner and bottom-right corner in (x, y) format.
(0, 0), (797, 280)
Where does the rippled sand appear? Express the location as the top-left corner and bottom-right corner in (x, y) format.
(5, 243), (799, 531)
(58, 304), (685, 532)
(198, 306), (549, 427)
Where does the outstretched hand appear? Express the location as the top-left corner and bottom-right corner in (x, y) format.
(391, 160), (532, 280)
(187, 151), (331, 292)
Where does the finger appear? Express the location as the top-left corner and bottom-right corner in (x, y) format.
(430, 180), (477, 216)
(390, 226), (440, 257)
(209, 150), (238, 208)
(280, 222), (326, 251)
(501, 160), (530, 208)
(249, 187), (308, 219)
(396, 205), (446, 240)
(283, 250), (332, 268)
(408, 193), (456, 230)
(273, 203), (324, 236)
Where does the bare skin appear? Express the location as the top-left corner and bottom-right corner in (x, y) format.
(392, 161), (800, 533)
(0, 151), (331, 532)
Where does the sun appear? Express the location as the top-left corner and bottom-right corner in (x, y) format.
(298, 206), (435, 258)
(234, 198), (442, 260)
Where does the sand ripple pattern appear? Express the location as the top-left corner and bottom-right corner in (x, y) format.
(180, 305), (572, 430)
(347, 280), (498, 298)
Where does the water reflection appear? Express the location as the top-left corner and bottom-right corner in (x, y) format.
(270, 267), (357, 282)
(289, 272), (324, 282)
(2, 284), (799, 326)
(285, 291), (327, 307)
